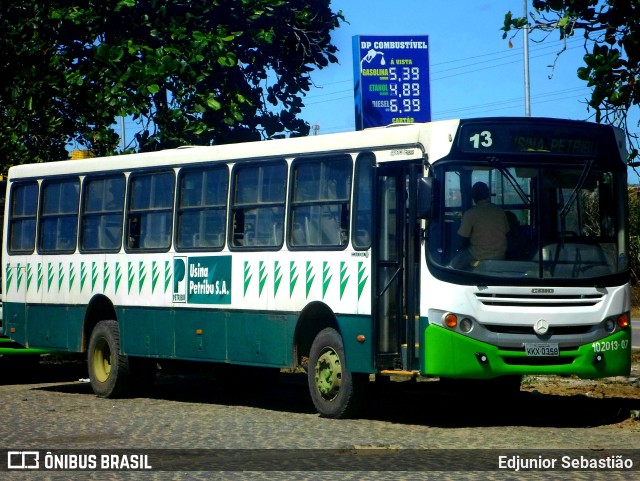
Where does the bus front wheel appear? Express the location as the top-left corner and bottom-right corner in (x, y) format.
(88, 320), (131, 398)
(308, 328), (365, 419)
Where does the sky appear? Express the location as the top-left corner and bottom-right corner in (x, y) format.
(109, 1), (638, 182)
(298, 0), (639, 183)
(302, 0), (594, 132)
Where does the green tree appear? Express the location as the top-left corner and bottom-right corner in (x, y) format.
(501, 0), (640, 162)
(629, 186), (640, 284)
(0, 0), (344, 167)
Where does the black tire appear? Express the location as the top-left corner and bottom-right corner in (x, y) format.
(307, 327), (366, 419)
(87, 320), (131, 398)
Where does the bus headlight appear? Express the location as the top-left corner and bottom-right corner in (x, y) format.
(460, 318), (473, 333)
(603, 318), (616, 333)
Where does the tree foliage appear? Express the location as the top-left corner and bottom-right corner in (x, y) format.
(0, 0), (344, 167)
(501, 0), (640, 163)
(629, 187), (640, 284)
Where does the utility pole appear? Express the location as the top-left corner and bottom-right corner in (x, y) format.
(120, 117), (126, 151)
(523, 0), (531, 117)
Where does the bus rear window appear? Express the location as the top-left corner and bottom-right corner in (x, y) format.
(8, 181), (38, 254)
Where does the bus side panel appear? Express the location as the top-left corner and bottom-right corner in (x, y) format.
(27, 304), (83, 351)
(3, 302), (26, 346)
(118, 307), (296, 367)
(225, 311), (292, 367)
(118, 307), (175, 359)
(4, 302), (83, 351)
(172, 308), (227, 362)
(336, 314), (375, 374)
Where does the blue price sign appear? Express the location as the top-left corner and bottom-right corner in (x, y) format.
(353, 35), (431, 130)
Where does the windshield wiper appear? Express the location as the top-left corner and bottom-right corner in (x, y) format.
(487, 157), (530, 206)
(560, 159), (593, 218)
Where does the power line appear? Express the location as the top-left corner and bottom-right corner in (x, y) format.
(304, 37), (584, 102)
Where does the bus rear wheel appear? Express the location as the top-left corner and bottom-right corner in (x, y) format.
(88, 320), (131, 398)
(308, 328), (365, 419)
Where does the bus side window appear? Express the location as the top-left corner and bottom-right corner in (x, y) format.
(39, 178), (80, 254)
(230, 161), (286, 249)
(289, 154), (352, 249)
(176, 166), (228, 251)
(126, 171), (175, 252)
(80, 175), (125, 253)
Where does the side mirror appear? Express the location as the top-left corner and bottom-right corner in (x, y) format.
(417, 177), (435, 219)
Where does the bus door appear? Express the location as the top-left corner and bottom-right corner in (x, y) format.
(373, 162), (421, 372)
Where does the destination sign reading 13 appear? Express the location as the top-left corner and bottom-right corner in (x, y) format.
(353, 35), (431, 130)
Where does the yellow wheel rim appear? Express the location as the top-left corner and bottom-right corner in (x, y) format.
(92, 337), (112, 383)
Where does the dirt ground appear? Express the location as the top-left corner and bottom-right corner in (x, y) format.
(515, 349), (640, 428)
(521, 349), (640, 397)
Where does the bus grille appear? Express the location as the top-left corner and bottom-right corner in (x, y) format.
(475, 292), (603, 308)
(484, 324), (592, 335)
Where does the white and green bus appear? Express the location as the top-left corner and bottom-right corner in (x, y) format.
(2, 117), (631, 417)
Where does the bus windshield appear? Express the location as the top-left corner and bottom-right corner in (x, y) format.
(427, 158), (628, 281)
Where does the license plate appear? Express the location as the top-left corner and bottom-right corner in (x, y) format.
(524, 343), (559, 356)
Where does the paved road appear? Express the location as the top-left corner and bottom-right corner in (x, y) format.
(0, 359), (639, 481)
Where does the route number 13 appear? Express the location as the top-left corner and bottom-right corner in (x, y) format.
(469, 131), (493, 149)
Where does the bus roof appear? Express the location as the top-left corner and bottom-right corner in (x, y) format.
(8, 117), (624, 180)
(8, 121), (447, 180)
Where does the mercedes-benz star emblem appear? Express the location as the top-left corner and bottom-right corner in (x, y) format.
(534, 319), (549, 335)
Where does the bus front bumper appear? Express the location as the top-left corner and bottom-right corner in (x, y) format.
(423, 324), (631, 379)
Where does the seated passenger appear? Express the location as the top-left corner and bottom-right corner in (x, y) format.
(450, 182), (510, 269)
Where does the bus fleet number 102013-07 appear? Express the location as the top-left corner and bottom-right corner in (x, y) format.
(592, 339), (629, 353)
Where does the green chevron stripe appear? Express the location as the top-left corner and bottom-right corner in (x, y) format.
(115, 262), (122, 294)
(37, 263), (43, 292)
(164, 261), (171, 293)
(258, 261), (267, 297)
(306, 262), (315, 299)
(103, 262), (110, 292)
(274, 261), (282, 297)
(339, 261), (349, 300)
(57, 263), (64, 292)
(358, 261), (368, 300)
(16, 263), (23, 291)
(5, 264), (12, 292)
(91, 262), (98, 292)
(152, 261), (159, 293)
(139, 262), (146, 292)
(47, 263), (54, 292)
(69, 263), (75, 292)
(322, 262), (332, 299)
(128, 262), (134, 294)
(289, 261), (298, 297)
(80, 262), (87, 292)
(243, 261), (252, 296)
(26, 263), (33, 292)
